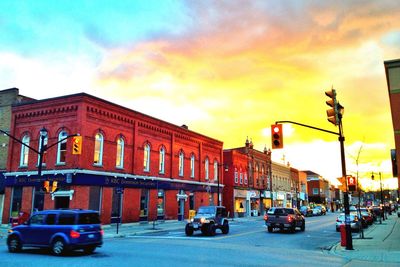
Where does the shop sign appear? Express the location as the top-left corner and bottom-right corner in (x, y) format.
(261, 191), (271, 198)
(247, 190), (259, 199)
(277, 192), (285, 200)
(234, 189), (247, 198)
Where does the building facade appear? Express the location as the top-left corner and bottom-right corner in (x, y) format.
(271, 161), (291, 208)
(0, 88), (34, 223)
(223, 139), (272, 217)
(2, 93), (223, 224)
(384, 59), (400, 199)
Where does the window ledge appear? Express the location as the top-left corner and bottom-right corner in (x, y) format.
(55, 163), (66, 166)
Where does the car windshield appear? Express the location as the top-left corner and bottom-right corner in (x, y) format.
(197, 207), (215, 215)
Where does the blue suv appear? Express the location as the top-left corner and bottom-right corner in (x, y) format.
(7, 209), (103, 255)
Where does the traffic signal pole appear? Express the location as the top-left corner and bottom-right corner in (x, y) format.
(275, 119), (353, 250)
(338, 120), (353, 250)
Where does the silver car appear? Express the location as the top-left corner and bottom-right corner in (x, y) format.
(335, 213), (360, 232)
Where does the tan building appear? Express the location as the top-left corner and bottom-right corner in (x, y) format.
(271, 162), (291, 207)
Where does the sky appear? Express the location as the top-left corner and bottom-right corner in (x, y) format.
(1, 0), (400, 189)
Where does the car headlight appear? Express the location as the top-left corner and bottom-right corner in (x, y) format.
(200, 218), (210, 224)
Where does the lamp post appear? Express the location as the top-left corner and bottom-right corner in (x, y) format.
(371, 172), (385, 221)
(37, 127), (48, 181)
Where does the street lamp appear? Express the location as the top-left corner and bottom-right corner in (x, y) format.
(371, 172), (385, 221)
(37, 127), (48, 180)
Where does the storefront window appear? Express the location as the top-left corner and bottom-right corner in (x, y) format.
(111, 188), (122, 218)
(32, 186), (44, 212)
(11, 186), (23, 217)
(89, 186), (102, 211)
(140, 189), (149, 216)
(157, 189), (164, 215)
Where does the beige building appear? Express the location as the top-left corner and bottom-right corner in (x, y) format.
(271, 162), (291, 207)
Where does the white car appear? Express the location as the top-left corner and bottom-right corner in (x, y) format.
(312, 208), (321, 216)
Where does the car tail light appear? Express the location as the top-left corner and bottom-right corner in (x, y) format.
(263, 214), (268, 221)
(100, 228), (104, 236)
(70, 230), (81, 239)
(287, 216), (293, 223)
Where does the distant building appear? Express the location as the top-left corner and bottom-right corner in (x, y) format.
(271, 161), (291, 208)
(223, 139), (272, 217)
(305, 170), (330, 205)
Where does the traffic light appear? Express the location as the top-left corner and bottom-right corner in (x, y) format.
(325, 88), (339, 125)
(43, 181), (50, 193)
(51, 181), (58, 193)
(271, 124), (283, 149)
(347, 175), (357, 192)
(337, 176), (347, 192)
(72, 136), (82, 155)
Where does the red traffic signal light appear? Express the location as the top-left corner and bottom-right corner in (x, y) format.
(72, 136), (82, 155)
(271, 124), (283, 149)
(347, 175), (357, 192)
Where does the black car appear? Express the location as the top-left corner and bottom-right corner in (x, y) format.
(185, 206), (229, 236)
(7, 209), (103, 255)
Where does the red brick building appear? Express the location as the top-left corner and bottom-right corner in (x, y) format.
(223, 139), (272, 217)
(384, 59), (400, 198)
(2, 93), (223, 224)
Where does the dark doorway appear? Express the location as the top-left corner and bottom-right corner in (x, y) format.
(54, 197), (70, 209)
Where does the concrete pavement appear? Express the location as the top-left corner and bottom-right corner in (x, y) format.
(329, 212), (400, 266)
(1, 213), (399, 266)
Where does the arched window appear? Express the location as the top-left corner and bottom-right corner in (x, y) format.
(204, 157), (209, 180)
(234, 167), (238, 183)
(56, 131), (68, 164)
(37, 132), (48, 166)
(19, 135), (30, 167)
(94, 133), (104, 165)
(213, 160), (218, 181)
(143, 143), (150, 172)
(240, 168), (243, 184)
(116, 137), (124, 168)
(178, 151), (184, 176)
(190, 154), (195, 178)
(159, 146), (165, 174)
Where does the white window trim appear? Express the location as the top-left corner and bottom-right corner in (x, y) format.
(144, 144), (150, 172)
(20, 135), (30, 167)
(159, 147), (165, 174)
(204, 158), (209, 180)
(56, 131), (67, 165)
(94, 133), (104, 166)
(116, 138), (124, 168)
(179, 151), (184, 176)
(213, 161), (218, 181)
(190, 154), (195, 178)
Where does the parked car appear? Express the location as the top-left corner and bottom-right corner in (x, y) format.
(7, 209), (103, 255)
(359, 208), (374, 226)
(264, 207), (305, 233)
(335, 213), (360, 232)
(185, 206), (229, 236)
(299, 206), (313, 217)
(314, 205), (326, 215)
(312, 207), (322, 216)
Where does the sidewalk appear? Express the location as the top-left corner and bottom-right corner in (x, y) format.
(329, 213), (400, 265)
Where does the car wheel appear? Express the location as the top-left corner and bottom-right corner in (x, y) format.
(201, 225), (208, 235)
(7, 235), (22, 253)
(51, 238), (67, 256)
(185, 224), (194, 236)
(290, 225), (296, 233)
(300, 221), (305, 232)
(267, 226), (273, 233)
(208, 224), (216, 236)
(221, 221), (229, 234)
(83, 246), (96, 254)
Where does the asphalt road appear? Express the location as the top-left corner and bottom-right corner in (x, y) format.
(0, 212), (351, 267)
